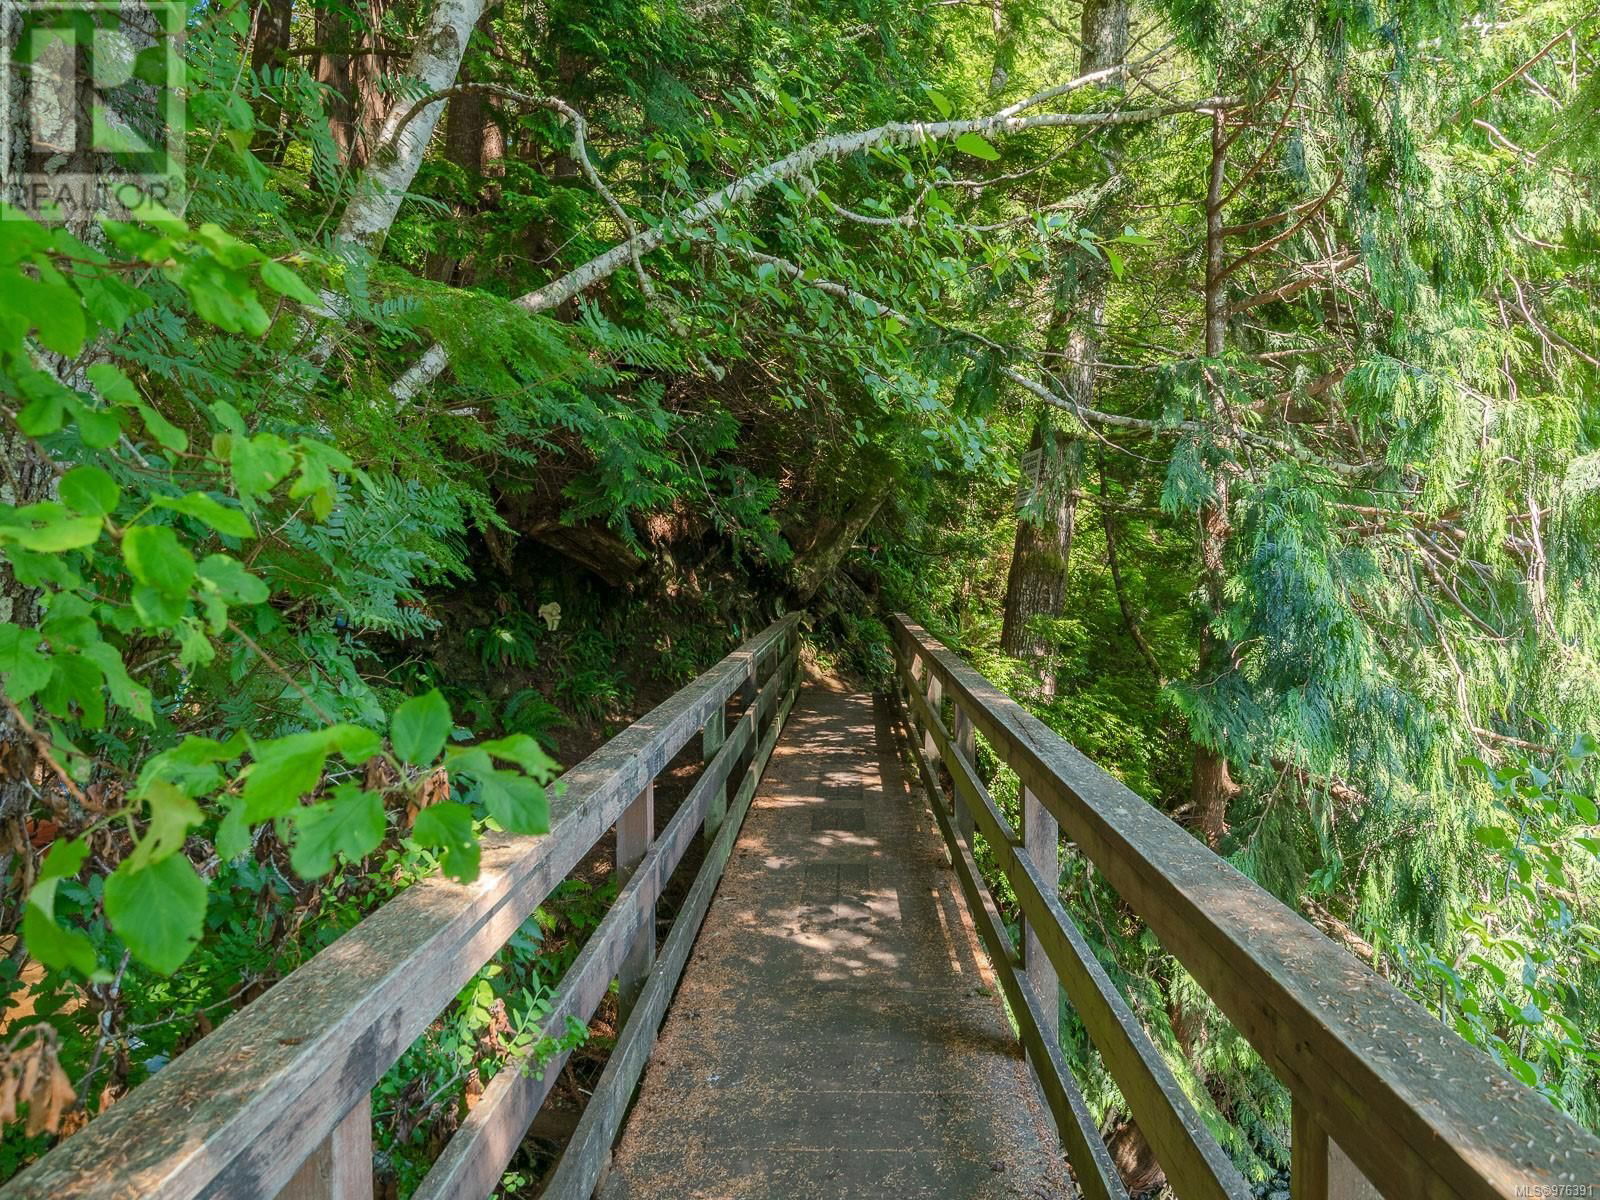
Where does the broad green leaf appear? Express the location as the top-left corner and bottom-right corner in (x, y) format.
(81, 641), (155, 723)
(137, 403), (189, 452)
(123, 523), (197, 595)
(0, 502), (103, 551)
(412, 802), (480, 882)
(290, 784), (386, 877)
(0, 622), (53, 699)
(474, 733), (558, 778)
(241, 731), (334, 821)
(954, 132), (999, 161)
(131, 584), (187, 627)
(259, 259), (322, 307)
(59, 466), (121, 516)
(105, 853), (207, 975)
(391, 689), (451, 765)
(231, 433), (295, 500)
(154, 493), (254, 538)
(217, 800), (251, 861)
(38, 837), (89, 881)
(127, 780), (203, 870)
(41, 653), (105, 728)
(23, 900), (97, 976)
(240, 724), (379, 821)
(479, 770), (550, 835)
(86, 362), (140, 406)
(197, 553), (269, 605)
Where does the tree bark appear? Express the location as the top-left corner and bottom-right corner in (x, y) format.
(997, 0), (1128, 685)
(315, 0), (392, 173)
(249, 0), (295, 159)
(1000, 420), (1077, 679)
(790, 478), (893, 605)
(425, 8), (503, 283)
(333, 0), (489, 247)
(1191, 106), (1239, 849)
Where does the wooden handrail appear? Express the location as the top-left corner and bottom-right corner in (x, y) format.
(1, 614), (801, 1200)
(890, 613), (1600, 1200)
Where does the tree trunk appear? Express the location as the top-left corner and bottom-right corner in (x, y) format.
(790, 478), (892, 605)
(333, 0), (489, 247)
(1000, 419), (1077, 680)
(1191, 106), (1239, 849)
(997, 0), (1128, 685)
(249, 0), (295, 159)
(314, 0), (391, 172)
(425, 8), (503, 284)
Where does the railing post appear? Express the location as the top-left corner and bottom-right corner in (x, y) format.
(702, 704), (727, 847)
(1021, 784), (1059, 1084)
(1292, 1096), (1382, 1200)
(616, 781), (655, 1024)
(952, 704), (975, 846)
(734, 662), (759, 788)
(922, 671), (943, 787)
(277, 1095), (372, 1200)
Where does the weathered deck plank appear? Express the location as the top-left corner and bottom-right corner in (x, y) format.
(592, 675), (1074, 1199)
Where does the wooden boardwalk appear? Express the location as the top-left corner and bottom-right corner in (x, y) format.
(597, 675), (1073, 1199)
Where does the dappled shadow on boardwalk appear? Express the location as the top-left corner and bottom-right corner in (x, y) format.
(597, 673), (1074, 1199)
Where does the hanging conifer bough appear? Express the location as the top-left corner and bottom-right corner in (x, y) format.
(0, 0), (1597, 1186)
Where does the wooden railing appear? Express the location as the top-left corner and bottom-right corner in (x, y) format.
(890, 614), (1600, 1200)
(1, 614), (801, 1200)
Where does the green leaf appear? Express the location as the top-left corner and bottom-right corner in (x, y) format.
(240, 724), (379, 822)
(0, 622), (53, 699)
(197, 553), (269, 605)
(105, 853), (207, 975)
(81, 641), (155, 723)
(0, 502), (103, 551)
(217, 800), (250, 861)
(479, 770), (550, 835)
(59, 466), (121, 516)
(41, 653), (104, 728)
(391, 689), (451, 766)
(86, 362), (140, 406)
(23, 900), (97, 976)
(1473, 825), (1512, 850)
(154, 493), (254, 538)
(123, 524), (197, 595)
(926, 88), (953, 119)
(21, 838), (96, 974)
(474, 733), (558, 778)
(231, 433), (296, 500)
(954, 132), (1000, 161)
(1571, 792), (1598, 824)
(241, 730), (334, 821)
(259, 259), (322, 307)
(290, 784), (386, 878)
(137, 404), (189, 452)
(127, 780), (203, 870)
(412, 802), (479, 881)
(39, 837), (89, 881)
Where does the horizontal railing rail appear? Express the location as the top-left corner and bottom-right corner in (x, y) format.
(889, 613), (1600, 1200)
(2, 613), (802, 1200)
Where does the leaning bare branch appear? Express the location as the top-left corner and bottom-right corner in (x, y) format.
(389, 91), (1238, 399)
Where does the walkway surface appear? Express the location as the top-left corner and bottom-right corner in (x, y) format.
(597, 674), (1074, 1199)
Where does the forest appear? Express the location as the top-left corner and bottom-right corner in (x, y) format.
(0, 0), (1597, 1192)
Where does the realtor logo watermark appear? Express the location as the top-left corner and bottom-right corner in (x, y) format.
(1, 0), (184, 222)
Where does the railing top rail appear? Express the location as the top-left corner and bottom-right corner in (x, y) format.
(891, 614), (1600, 1200)
(2, 613), (800, 1200)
